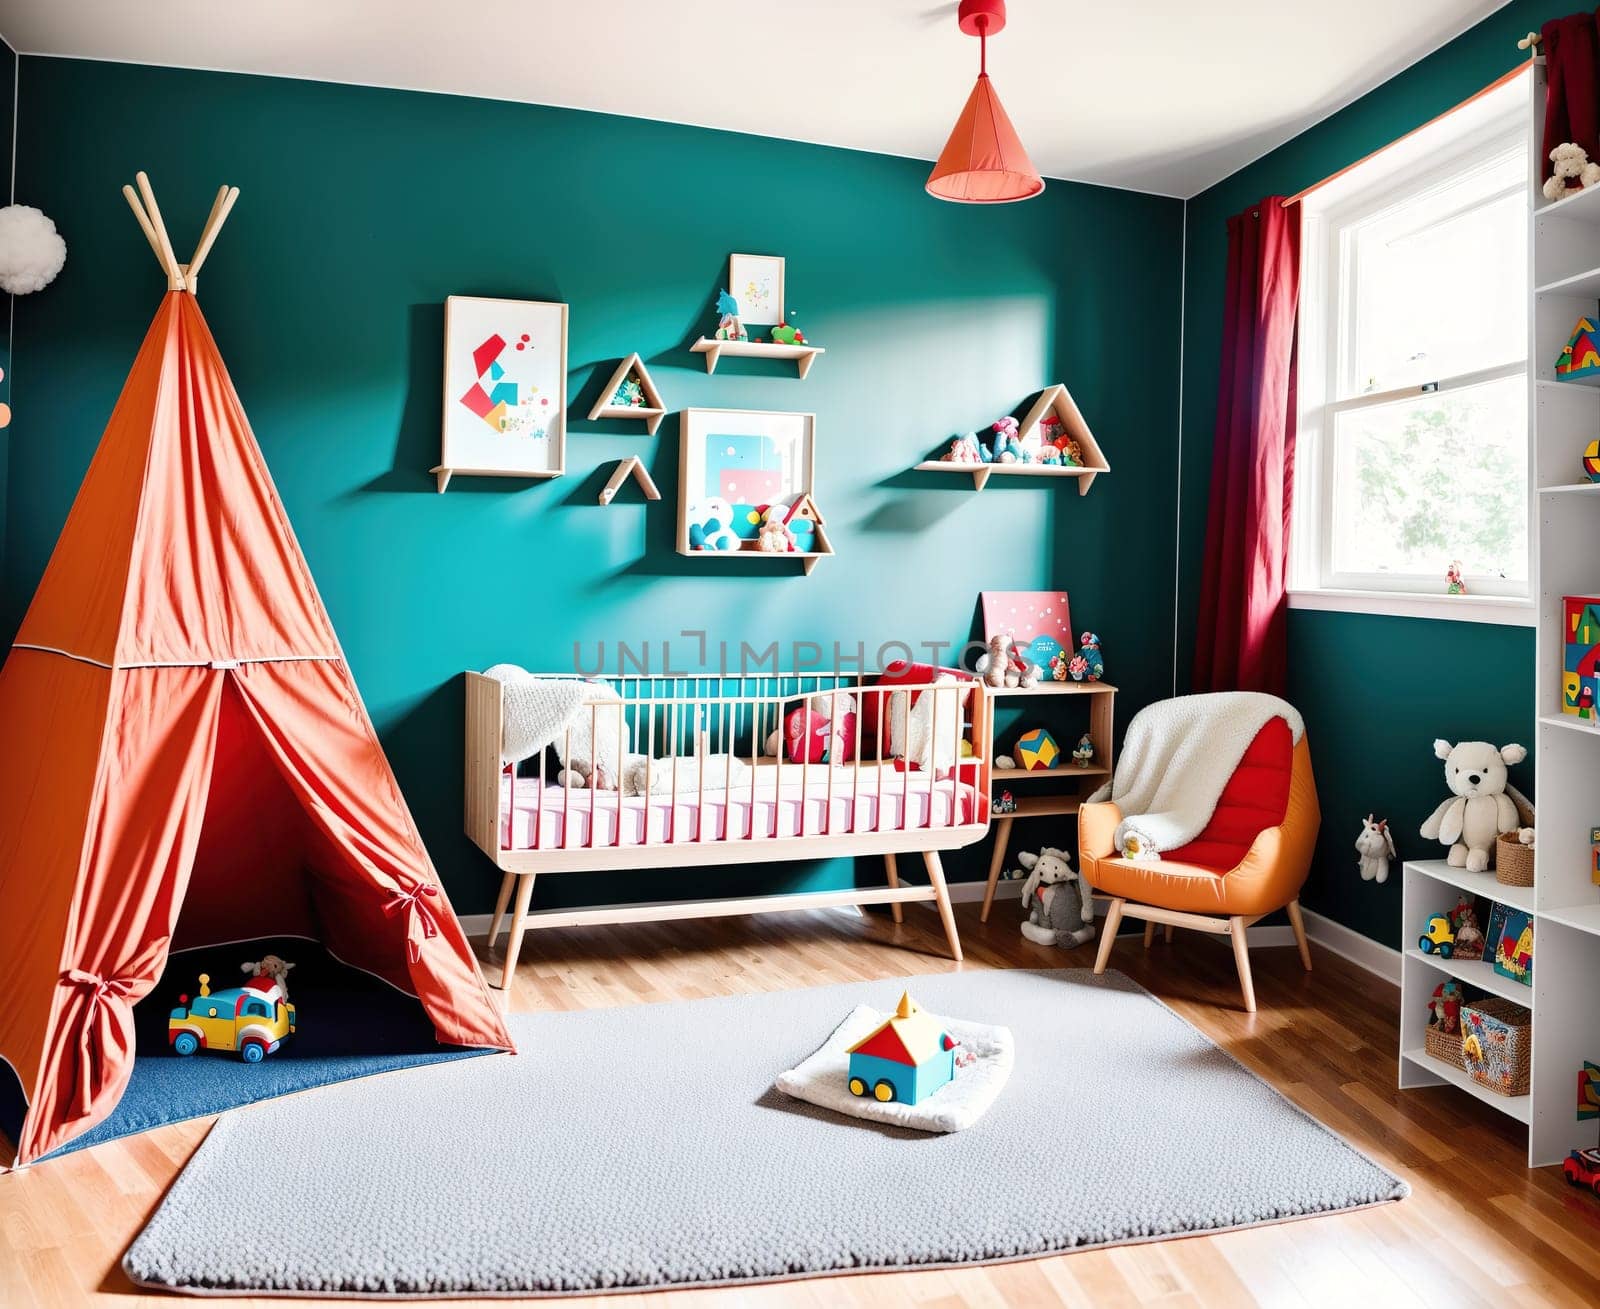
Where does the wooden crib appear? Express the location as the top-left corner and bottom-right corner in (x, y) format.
(462, 670), (993, 987)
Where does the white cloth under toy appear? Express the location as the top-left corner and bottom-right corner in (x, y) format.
(482, 665), (591, 765)
(774, 1003), (1013, 1134)
(1087, 692), (1304, 861)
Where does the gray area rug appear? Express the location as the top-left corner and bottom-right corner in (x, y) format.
(125, 969), (1405, 1297)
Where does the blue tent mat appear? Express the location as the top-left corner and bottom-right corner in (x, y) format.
(2, 937), (492, 1163)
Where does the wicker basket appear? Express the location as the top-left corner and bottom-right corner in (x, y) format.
(1424, 1024), (1467, 1070)
(1461, 996), (1532, 1096)
(1495, 832), (1534, 887)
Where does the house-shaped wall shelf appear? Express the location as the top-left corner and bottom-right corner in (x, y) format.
(597, 455), (661, 506)
(587, 353), (667, 433)
(913, 383), (1109, 494)
(676, 491), (835, 575)
(690, 337), (825, 379)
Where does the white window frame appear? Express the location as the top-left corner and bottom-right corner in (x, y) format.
(1291, 82), (1535, 627)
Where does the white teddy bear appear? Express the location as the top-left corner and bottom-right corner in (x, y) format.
(1544, 142), (1600, 202)
(1419, 739), (1526, 873)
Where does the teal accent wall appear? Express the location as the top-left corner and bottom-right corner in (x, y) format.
(4, 58), (1183, 914)
(0, 37), (14, 577)
(1179, 1), (1543, 946)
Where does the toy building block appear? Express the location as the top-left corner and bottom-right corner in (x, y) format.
(1556, 318), (1600, 381)
(845, 991), (957, 1105)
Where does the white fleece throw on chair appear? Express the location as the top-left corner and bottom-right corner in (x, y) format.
(1088, 692), (1304, 861)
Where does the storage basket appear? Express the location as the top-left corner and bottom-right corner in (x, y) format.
(1460, 996), (1532, 1096)
(1424, 1024), (1467, 1070)
(1494, 832), (1534, 887)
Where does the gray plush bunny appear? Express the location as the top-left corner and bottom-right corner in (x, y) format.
(1018, 846), (1096, 947)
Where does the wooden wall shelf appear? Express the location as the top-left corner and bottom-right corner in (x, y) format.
(429, 466), (561, 494)
(915, 382), (1110, 495)
(690, 337), (824, 378)
(597, 455), (661, 506)
(587, 353), (666, 434)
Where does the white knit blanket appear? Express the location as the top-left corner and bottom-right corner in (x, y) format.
(1088, 692), (1303, 861)
(775, 1003), (1013, 1134)
(482, 665), (591, 765)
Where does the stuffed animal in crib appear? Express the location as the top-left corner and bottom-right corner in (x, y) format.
(1067, 632), (1103, 682)
(1018, 847), (1095, 947)
(1545, 142), (1600, 202)
(1354, 814), (1395, 884)
(713, 289), (747, 342)
(555, 680), (649, 790)
(1419, 739), (1527, 872)
(763, 692), (858, 763)
(241, 954), (296, 1000)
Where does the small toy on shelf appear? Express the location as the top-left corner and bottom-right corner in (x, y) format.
(989, 415), (1029, 464)
(976, 633), (1039, 689)
(1544, 142), (1600, 203)
(1557, 317), (1600, 380)
(944, 433), (985, 464)
(1426, 979), (1464, 1035)
(1071, 733), (1094, 768)
(1445, 561), (1466, 595)
(1450, 900), (1486, 961)
(1068, 632), (1104, 682)
(1592, 825), (1600, 885)
(846, 991), (957, 1105)
(1562, 1147), (1600, 1197)
(1018, 847), (1095, 947)
(993, 789), (1017, 815)
(756, 504), (796, 553)
(168, 972), (297, 1062)
(1354, 814), (1395, 884)
(713, 289), (747, 342)
(1418, 739), (1526, 872)
(1584, 439), (1600, 482)
(770, 316), (806, 345)
(611, 376), (646, 408)
(1015, 727), (1060, 771)
(686, 497), (740, 552)
(1418, 913), (1455, 958)
(1049, 651), (1070, 681)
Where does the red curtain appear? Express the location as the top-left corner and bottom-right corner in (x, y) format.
(1193, 199), (1300, 696)
(1543, 12), (1600, 179)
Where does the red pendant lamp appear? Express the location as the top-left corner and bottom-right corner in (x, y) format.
(926, 0), (1043, 204)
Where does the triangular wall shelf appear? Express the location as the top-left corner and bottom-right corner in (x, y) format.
(588, 353), (666, 433)
(913, 383), (1110, 495)
(597, 455), (661, 506)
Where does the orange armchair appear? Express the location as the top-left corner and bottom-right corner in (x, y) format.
(1081, 714), (1319, 1012)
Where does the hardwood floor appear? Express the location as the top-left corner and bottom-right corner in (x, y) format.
(4, 900), (1599, 1307)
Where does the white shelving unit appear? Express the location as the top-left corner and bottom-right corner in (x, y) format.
(1399, 60), (1600, 1168)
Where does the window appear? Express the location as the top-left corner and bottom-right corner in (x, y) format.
(1294, 85), (1532, 622)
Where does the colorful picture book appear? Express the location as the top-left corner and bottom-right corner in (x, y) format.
(980, 591), (1072, 674)
(1492, 907), (1533, 986)
(1563, 595), (1600, 719)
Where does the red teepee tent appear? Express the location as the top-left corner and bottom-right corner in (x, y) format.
(0, 175), (512, 1167)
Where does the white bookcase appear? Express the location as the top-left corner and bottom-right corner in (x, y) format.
(1399, 60), (1600, 1167)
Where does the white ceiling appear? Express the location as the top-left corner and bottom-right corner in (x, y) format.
(0, 0), (1511, 198)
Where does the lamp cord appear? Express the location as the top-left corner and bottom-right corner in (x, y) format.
(978, 15), (988, 76)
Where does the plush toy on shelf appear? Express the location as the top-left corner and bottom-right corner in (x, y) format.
(756, 504), (796, 553)
(993, 789), (1017, 814)
(1018, 846), (1095, 947)
(1544, 142), (1600, 202)
(1419, 738), (1527, 872)
(713, 289), (747, 342)
(989, 415), (1029, 464)
(1354, 814), (1395, 883)
(686, 497), (740, 552)
(1071, 733), (1094, 768)
(1451, 900), (1486, 962)
(1446, 561), (1466, 595)
(943, 433), (986, 464)
(770, 316), (806, 345)
(976, 634), (1039, 689)
(1068, 632), (1104, 682)
(1426, 979), (1464, 1036)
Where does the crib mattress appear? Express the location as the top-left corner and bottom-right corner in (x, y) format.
(500, 771), (983, 850)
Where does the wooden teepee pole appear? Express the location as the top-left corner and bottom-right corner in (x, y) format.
(134, 171), (186, 292)
(122, 185), (165, 272)
(184, 184), (239, 285)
